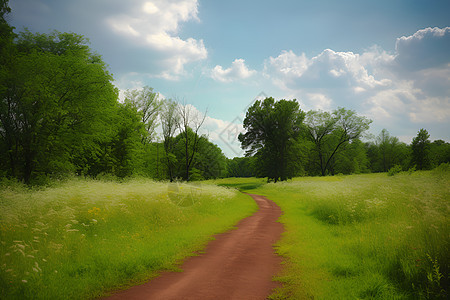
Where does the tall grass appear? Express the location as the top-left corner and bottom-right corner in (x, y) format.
(245, 169), (449, 299)
(0, 178), (257, 299)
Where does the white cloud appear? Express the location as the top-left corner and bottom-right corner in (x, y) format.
(306, 93), (333, 111)
(262, 27), (449, 142)
(210, 59), (256, 83)
(265, 48), (391, 93)
(105, 0), (206, 79)
(395, 27), (450, 71)
(143, 2), (159, 14)
(202, 116), (245, 157)
(263, 50), (309, 90)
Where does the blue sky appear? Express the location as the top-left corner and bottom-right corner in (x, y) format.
(9, 0), (450, 157)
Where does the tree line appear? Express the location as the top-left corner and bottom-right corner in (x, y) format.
(0, 2), (226, 184)
(234, 98), (449, 181)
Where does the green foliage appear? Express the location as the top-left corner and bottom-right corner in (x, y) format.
(245, 173), (449, 299)
(211, 177), (266, 191)
(0, 30), (118, 183)
(160, 99), (180, 181)
(226, 156), (257, 177)
(193, 136), (227, 179)
(168, 128), (227, 181)
(304, 108), (372, 176)
(411, 128), (431, 170)
(430, 140), (450, 168)
(366, 133), (411, 174)
(433, 162), (450, 173)
(0, 178), (257, 299)
(124, 86), (162, 144)
(239, 97), (305, 182)
(333, 139), (370, 175)
(387, 164), (403, 176)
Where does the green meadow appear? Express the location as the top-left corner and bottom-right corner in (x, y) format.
(0, 178), (257, 299)
(231, 168), (448, 299)
(1, 168), (449, 299)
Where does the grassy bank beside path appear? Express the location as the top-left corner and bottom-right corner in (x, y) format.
(0, 178), (257, 299)
(215, 169), (449, 299)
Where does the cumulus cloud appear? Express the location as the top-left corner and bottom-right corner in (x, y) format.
(306, 93), (333, 111)
(105, 0), (207, 79)
(265, 49), (391, 92)
(262, 27), (449, 140)
(210, 59), (256, 82)
(395, 27), (450, 71)
(11, 0), (207, 80)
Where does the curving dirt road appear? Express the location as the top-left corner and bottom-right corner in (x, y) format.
(104, 194), (284, 300)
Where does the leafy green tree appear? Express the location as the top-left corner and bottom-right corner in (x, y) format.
(377, 129), (398, 172)
(110, 102), (146, 178)
(124, 86), (162, 144)
(0, 0), (14, 44)
(180, 135), (227, 180)
(429, 140), (450, 168)
(333, 139), (369, 174)
(177, 103), (206, 181)
(0, 30), (118, 183)
(239, 97), (305, 182)
(411, 128), (431, 170)
(193, 136), (227, 179)
(365, 129), (411, 173)
(0, 0), (16, 178)
(305, 108), (372, 176)
(227, 157), (256, 177)
(167, 127), (226, 181)
(160, 99), (180, 181)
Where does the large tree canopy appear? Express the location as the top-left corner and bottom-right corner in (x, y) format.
(305, 108), (372, 176)
(239, 97), (305, 182)
(0, 30), (118, 183)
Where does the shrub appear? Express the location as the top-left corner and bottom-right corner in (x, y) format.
(387, 164), (402, 176)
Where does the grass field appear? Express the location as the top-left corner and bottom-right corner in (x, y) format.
(1, 169), (448, 299)
(223, 168), (449, 299)
(0, 178), (257, 299)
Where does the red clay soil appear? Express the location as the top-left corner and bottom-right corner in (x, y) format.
(104, 194), (284, 300)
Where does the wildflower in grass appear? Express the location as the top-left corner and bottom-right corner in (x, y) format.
(88, 207), (101, 216)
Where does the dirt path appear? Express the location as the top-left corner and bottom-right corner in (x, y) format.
(104, 194), (284, 300)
